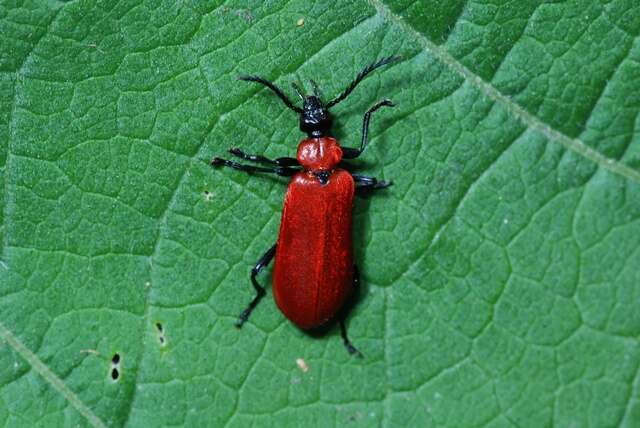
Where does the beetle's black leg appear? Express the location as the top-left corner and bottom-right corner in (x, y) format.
(211, 157), (299, 177)
(236, 244), (277, 328)
(353, 173), (393, 191)
(228, 148), (298, 167)
(340, 265), (363, 357)
(342, 99), (396, 160)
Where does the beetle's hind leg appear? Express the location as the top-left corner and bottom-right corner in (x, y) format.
(236, 244), (277, 328)
(228, 148), (298, 167)
(340, 321), (362, 357)
(340, 265), (363, 357)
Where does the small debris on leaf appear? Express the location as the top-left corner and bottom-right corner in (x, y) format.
(296, 358), (309, 373)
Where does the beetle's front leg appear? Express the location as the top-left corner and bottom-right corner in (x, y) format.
(342, 99), (395, 159)
(236, 244), (277, 328)
(211, 157), (299, 177)
(353, 173), (393, 191)
(228, 148), (298, 167)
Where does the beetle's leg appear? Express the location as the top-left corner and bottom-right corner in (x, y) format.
(340, 265), (363, 357)
(342, 99), (396, 160)
(236, 244), (277, 328)
(228, 148), (299, 167)
(211, 157), (299, 177)
(353, 173), (393, 191)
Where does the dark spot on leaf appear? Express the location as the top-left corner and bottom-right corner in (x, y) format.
(155, 322), (167, 346)
(111, 368), (119, 380)
(112, 353), (120, 365)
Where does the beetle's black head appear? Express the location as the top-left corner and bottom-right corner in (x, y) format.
(238, 55), (401, 139)
(300, 96), (332, 137)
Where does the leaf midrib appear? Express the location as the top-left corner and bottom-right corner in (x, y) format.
(370, 0), (640, 184)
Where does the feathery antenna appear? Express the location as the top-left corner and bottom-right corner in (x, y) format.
(238, 75), (302, 113)
(326, 56), (401, 108)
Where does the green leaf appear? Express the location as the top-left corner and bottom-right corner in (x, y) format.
(2, 0), (640, 426)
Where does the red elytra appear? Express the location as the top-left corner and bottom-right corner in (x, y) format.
(211, 56), (399, 355)
(273, 137), (354, 329)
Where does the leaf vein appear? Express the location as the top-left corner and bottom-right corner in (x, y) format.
(0, 321), (107, 428)
(370, 0), (640, 183)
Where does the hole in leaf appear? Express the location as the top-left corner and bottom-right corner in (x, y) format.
(155, 322), (167, 346)
(111, 368), (119, 380)
(111, 353), (120, 365)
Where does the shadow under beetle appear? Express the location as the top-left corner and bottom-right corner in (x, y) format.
(212, 56), (399, 355)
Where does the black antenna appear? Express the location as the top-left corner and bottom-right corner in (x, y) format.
(309, 79), (322, 99)
(238, 75), (303, 113)
(326, 56), (401, 108)
(291, 82), (305, 101)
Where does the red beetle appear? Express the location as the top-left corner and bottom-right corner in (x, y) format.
(212, 57), (398, 355)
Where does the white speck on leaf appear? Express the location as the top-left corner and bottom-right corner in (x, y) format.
(296, 358), (309, 373)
